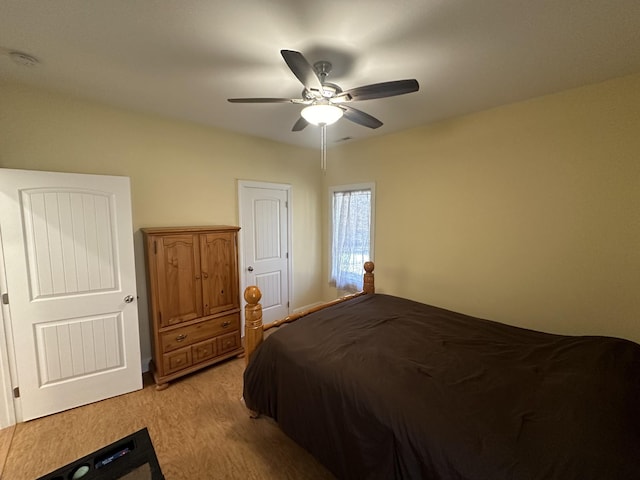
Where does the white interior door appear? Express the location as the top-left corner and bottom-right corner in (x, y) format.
(0, 168), (142, 421)
(239, 181), (291, 325)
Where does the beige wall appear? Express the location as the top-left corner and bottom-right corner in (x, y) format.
(2, 69), (639, 369)
(325, 73), (640, 344)
(0, 80), (323, 365)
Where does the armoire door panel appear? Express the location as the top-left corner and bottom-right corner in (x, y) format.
(200, 232), (239, 316)
(156, 234), (203, 327)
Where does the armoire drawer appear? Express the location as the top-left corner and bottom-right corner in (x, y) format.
(162, 346), (193, 374)
(192, 339), (217, 363)
(162, 338), (220, 375)
(161, 313), (240, 353)
(218, 331), (241, 355)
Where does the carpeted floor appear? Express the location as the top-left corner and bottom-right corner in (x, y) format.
(0, 358), (335, 479)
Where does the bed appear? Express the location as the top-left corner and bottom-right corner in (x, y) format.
(242, 263), (640, 479)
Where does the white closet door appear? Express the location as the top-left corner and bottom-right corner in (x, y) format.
(239, 181), (291, 325)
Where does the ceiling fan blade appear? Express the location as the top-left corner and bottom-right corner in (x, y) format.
(280, 50), (323, 94)
(341, 105), (383, 129)
(292, 117), (309, 132)
(227, 98), (299, 103)
(334, 79), (419, 102)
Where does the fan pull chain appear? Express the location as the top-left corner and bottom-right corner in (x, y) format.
(321, 124), (327, 172)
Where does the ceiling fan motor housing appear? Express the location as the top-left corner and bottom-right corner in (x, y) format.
(303, 82), (342, 100)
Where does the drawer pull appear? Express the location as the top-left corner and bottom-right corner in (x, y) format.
(176, 334), (187, 342)
(221, 321), (231, 328)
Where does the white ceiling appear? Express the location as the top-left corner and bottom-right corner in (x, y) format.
(1, 0), (640, 149)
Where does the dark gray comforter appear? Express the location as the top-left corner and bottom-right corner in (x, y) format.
(243, 294), (640, 479)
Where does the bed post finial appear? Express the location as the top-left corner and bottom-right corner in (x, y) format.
(363, 261), (375, 294)
(244, 286), (263, 366)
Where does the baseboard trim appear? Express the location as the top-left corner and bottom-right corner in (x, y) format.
(293, 301), (326, 314)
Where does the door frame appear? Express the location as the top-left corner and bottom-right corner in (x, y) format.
(0, 235), (18, 428)
(237, 180), (293, 335)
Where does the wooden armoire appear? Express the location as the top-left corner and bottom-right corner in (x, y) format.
(142, 226), (243, 389)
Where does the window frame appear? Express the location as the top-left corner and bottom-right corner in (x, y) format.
(328, 182), (376, 288)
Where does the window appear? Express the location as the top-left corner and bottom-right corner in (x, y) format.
(329, 183), (375, 294)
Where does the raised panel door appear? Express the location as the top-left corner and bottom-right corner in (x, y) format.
(239, 183), (290, 324)
(200, 231), (239, 316)
(155, 234), (203, 327)
(0, 169), (141, 421)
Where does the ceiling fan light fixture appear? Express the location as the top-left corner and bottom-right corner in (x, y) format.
(301, 104), (343, 126)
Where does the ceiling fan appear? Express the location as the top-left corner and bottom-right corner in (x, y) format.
(228, 49), (420, 132)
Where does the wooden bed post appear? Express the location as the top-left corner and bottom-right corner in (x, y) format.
(363, 261), (375, 294)
(243, 286), (263, 366)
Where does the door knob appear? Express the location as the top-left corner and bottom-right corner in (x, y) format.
(124, 295), (135, 303)
(247, 266), (254, 272)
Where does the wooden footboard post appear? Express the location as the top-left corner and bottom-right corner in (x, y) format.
(244, 286), (263, 366)
(363, 261), (375, 294)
